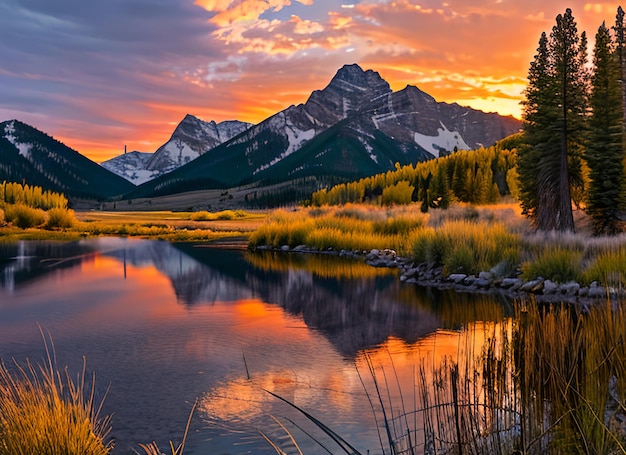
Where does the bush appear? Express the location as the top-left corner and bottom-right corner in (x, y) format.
(46, 208), (77, 229)
(189, 211), (212, 221)
(3, 204), (46, 228)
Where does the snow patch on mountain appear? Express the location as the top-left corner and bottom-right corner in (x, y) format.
(253, 114), (315, 175)
(413, 122), (470, 157)
(3, 121), (34, 159)
(101, 151), (156, 185)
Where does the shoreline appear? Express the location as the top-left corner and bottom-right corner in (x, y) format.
(252, 244), (621, 306)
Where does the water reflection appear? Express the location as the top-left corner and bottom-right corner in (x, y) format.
(0, 239), (512, 454)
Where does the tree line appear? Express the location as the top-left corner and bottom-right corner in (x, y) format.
(311, 139), (520, 210)
(0, 181), (68, 210)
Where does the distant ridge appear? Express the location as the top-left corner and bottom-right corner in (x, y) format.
(102, 115), (253, 184)
(0, 120), (135, 200)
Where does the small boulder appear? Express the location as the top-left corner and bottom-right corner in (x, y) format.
(559, 281), (580, 295)
(520, 279), (543, 293)
(543, 280), (558, 294)
(500, 278), (522, 290)
(479, 271), (494, 281)
(448, 273), (467, 284)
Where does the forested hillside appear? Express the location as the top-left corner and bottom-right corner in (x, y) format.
(312, 134), (523, 210)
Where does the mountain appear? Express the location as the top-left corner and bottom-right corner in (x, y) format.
(0, 120), (136, 200)
(101, 150), (154, 184)
(129, 64), (521, 199)
(102, 115), (253, 184)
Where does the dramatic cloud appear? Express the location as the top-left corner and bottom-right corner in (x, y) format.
(0, 0), (622, 161)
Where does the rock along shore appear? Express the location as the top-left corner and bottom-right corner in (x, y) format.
(253, 244), (621, 305)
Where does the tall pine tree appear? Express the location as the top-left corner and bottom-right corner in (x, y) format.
(615, 6), (626, 130)
(585, 22), (625, 234)
(518, 32), (551, 221)
(519, 9), (589, 231)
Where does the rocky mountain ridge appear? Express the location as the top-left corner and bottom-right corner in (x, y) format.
(128, 63), (520, 199)
(101, 115), (252, 184)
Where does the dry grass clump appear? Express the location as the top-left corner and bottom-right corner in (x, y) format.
(412, 220), (520, 276)
(427, 202), (530, 234)
(189, 209), (248, 221)
(583, 246), (626, 287)
(521, 246), (584, 283)
(249, 205), (428, 256)
(0, 347), (112, 454)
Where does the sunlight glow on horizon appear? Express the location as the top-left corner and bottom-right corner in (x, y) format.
(2, 1), (621, 162)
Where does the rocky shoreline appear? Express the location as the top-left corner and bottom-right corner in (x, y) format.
(254, 244), (621, 305)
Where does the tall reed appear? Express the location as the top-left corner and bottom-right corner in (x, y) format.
(262, 298), (626, 455)
(0, 336), (112, 455)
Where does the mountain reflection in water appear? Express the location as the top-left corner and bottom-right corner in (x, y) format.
(0, 238), (511, 454)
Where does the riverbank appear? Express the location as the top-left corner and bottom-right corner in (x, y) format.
(252, 243), (623, 306)
(248, 203), (626, 304)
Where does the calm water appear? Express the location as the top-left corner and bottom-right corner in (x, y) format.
(0, 238), (511, 454)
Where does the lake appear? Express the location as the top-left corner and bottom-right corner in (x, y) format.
(0, 238), (512, 454)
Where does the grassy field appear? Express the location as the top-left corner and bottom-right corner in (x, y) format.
(0, 209), (266, 243)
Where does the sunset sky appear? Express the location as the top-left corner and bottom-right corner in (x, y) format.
(0, 1), (622, 162)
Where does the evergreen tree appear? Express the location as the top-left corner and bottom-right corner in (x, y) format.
(585, 22), (625, 234)
(615, 6), (626, 130)
(519, 32), (551, 220)
(519, 9), (589, 231)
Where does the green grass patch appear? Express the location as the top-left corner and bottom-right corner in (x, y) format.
(411, 220), (520, 276)
(583, 246), (626, 286)
(521, 246), (584, 283)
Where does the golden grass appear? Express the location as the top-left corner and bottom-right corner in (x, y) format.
(248, 203), (626, 286)
(0, 210), (267, 242)
(521, 245), (584, 283)
(249, 204), (427, 256)
(583, 246), (626, 286)
(0, 336), (112, 455)
(412, 219), (521, 276)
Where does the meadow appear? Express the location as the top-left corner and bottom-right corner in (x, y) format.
(0, 206), (265, 243)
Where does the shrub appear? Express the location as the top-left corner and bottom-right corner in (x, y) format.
(217, 210), (237, 220)
(45, 208), (77, 229)
(189, 211), (211, 221)
(3, 204), (46, 228)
